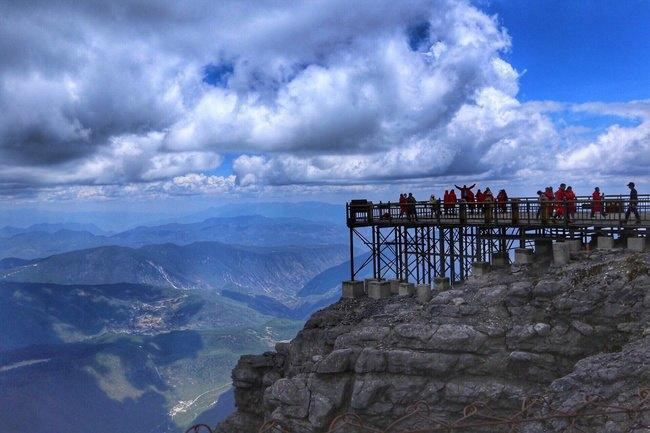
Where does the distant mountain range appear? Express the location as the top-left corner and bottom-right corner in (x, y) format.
(0, 202), (355, 433)
(0, 215), (347, 260)
(0, 201), (345, 232)
(0, 241), (347, 304)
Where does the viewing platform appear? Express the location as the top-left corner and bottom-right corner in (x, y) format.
(345, 195), (649, 285)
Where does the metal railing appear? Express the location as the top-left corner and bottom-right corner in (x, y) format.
(347, 194), (650, 227)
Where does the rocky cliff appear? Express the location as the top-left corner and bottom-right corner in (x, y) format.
(215, 249), (650, 433)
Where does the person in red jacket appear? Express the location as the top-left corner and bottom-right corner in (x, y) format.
(591, 187), (605, 218)
(448, 189), (458, 214)
(554, 183), (567, 220)
(399, 193), (406, 217)
(496, 189), (508, 213)
(476, 189), (485, 213)
(466, 188), (476, 214)
(454, 183), (476, 201)
(564, 186), (577, 219)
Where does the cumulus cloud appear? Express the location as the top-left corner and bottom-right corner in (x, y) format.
(0, 0), (647, 201)
(559, 101), (650, 176)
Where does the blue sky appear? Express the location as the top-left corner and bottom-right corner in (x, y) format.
(483, 0), (650, 102)
(0, 0), (649, 211)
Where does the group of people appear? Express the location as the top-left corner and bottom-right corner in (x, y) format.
(395, 182), (642, 224)
(535, 183), (579, 222)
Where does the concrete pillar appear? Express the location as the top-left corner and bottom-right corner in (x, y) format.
(415, 284), (431, 304)
(342, 280), (365, 298)
(514, 248), (534, 265)
(492, 252), (509, 267)
(388, 279), (402, 295)
(553, 242), (570, 266)
(566, 239), (582, 254)
(398, 282), (415, 297)
(434, 277), (450, 290)
(364, 278), (379, 294)
(534, 239), (553, 256)
(627, 237), (647, 252)
(367, 280), (391, 299)
(598, 236), (615, 250)
(472, 261), (491, 276)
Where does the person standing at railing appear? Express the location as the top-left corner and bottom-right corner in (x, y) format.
(476, 189), (484, 213)
(591, 187), (606, 218)
(448, 189), (457, 215)
(496, 189), (508, 213)
(407, 192), (418, 221)
(454, 184), (476, 201)
(623, 182), (641, 224)
(399, 194), (407, 218)
(466, 188), (476, 214)
(565, 186), (577, 220)
(483, 188), (494, 222)
(537, 190), (550, 224)
(429, 194), (441, 218)
(553, 184), (567, 221)
(443, 190), (450, 215)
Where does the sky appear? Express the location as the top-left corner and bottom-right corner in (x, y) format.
(1, 0), (649, 214)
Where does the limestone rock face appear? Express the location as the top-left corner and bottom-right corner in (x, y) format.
(216, 251), (650, 433)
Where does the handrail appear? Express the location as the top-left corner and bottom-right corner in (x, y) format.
(346, 194), (649, 227)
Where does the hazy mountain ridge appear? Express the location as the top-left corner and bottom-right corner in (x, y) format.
(0, 215), (346, 260)
(0, 241), (348, 304)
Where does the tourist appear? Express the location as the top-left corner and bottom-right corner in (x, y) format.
(537, 190), (549, 224)
(624, 182), (641, 224)
(454, 183), (476, 201)
(496, 189), (508, 213)
(407, 192), (417, 221)
(399, 193), (406, 218)
(448, 189), (458, 215)
(483, 188), (494, 222)
(591, 187), (605, 218)
(565, 186), (577, 220)
(554, 183), (567, 220)
(476, 189), (484, 213)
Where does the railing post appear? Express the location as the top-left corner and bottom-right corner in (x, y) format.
(459, 200), (467, 225)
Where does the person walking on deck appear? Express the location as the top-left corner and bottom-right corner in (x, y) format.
(623, 182), (641, 224)
(591, 187), (606, 218)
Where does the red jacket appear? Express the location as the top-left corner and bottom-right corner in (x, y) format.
(555, 189), (566, 213)
(448, 190), (457, 202)
(565, 190), (576, 212)
(592, 191), (603, 212)
(466, 190), (475, 202)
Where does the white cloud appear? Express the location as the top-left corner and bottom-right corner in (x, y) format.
(1, 0), (648, 201)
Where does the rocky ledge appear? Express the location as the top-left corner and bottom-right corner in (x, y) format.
(216, 249), (650, 433)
